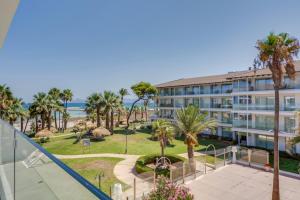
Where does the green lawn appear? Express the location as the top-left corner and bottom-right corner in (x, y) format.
(62, 157), (126, 195)
(43, 128), (231, 155)
(270, 156), (300, 174)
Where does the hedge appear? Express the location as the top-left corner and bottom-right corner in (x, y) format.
(135, 154), (185, 174)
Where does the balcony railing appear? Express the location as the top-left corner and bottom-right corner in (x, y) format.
(0, 119), (110, 200)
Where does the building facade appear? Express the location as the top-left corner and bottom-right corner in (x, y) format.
(155, 61), (300, 154)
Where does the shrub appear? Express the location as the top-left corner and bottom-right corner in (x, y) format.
(135, 154), (185, 175)
(143, 176), (194, 200)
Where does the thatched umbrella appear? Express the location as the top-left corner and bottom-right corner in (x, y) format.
(35, 129), (54, 138)
(92, 127), (111, 138)
(86, 121), (96, 130)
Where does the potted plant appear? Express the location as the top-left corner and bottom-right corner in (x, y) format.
(264, 163), (271, 172)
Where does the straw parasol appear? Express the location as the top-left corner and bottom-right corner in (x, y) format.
(35, 129), (54, 138)
(92, 127), (111, 138)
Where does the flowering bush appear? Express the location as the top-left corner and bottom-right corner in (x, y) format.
(143, 177), (194, 200)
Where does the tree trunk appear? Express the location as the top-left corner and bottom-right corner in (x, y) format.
(187, 144), (194, 161)
(134, 111), (137, 121)
(110, 110), (114, 134)
(35, 116), (38, 132)
(117, 109), (121, 127)
(160, 140), (165, 157)
(141, 110), (144, 120)
(96, 107), (101, 127)
(58, 112), (61, 132)
(47, 112), (51, 130)
(41, 114), (45, 129)
(24, 118), (29, 132)
(145, 106), (148, 121)
(54, 111), (57, 129)
(106, 112), (110, 129)
(21, 117), (24, 132)
(126, 98), (141, 129)
(272, 86), (280, 200)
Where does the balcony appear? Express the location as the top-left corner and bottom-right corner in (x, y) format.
(159, 103), (174, 108)
(0, 119), (109, 200)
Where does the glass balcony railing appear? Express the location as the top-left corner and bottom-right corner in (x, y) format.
(233, 120), (253, 129)
(220, 118), (232, 124)
(0, 119), (110, 200)
(159, 103), (174, 107)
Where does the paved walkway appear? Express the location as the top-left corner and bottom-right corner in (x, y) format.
(187, 164), (300, 200)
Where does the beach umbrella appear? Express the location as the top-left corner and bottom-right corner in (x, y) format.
(35, 129), (54, 138)
(92, 127), (111, 138)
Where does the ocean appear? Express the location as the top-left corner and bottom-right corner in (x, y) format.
(25, 101), (155, 119)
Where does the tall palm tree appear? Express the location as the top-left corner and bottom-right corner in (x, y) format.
(256, 32), (300, 200)
(3, 98), (26, 126)
(31, 92), (48, 129)
(118, 88), (128, 125)
(174, 105), (217, 163)
(48, 88), (61, 129)
(152, 119), (174, 157)
(103, 91), (119, 132)
(86, 93), (104, 127)
(0, 84), (13, 118)
(60, 89), (73, 131)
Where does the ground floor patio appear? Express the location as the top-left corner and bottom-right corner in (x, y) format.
(187, 164), (300, 200)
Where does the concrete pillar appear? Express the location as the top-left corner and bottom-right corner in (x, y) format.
(217, 126), (222, 137)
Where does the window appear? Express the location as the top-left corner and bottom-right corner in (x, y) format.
(284, 96), (295, 111)
(184, 98), (193, 107)
(255, 115), (274, 131)
(256, 135), (274, 150)
(212, 84), (221, 94)
(221, 83), (232, 93)
(193, 98), (199, 107)
(211, 112), (219, 120)
(222, 127), (232, 139)
(200, 85), (210, 94)
(175, 87), (185, 95)
(211, 98), (222, 108)
(175, 99), (184, 107)
(185, 87), (193, 95)
(221, 112), (232, 124)
(192, 86), (200, 95)
(255, 78), (273, 90)
(221, 97), (232, 109)
(284, 117), (295, 133)
(200, 97), (210, 108)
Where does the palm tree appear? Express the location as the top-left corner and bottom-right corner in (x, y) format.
(118, 88), (128, 125)
(103, 91), (119, 132)
(3, 98), (26, 126)
(0, 84), (13, 118)
(60, 89), (73, 131)
(31, 92), (48, 129)
(86, 93), (104, 127)
(152, 119), (174, 157)
(48, 88), (61, 129)
(173, 105), (217, 163)
(256, 32), (300, 200)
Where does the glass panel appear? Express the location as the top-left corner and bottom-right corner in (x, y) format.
(200, 98), (210, 108)
(222, 128), (232, 139)
(184, 98), (193, 107)
(255, 115), (274, 131)
(212, 84), (221, 94)
(0, 120), (108, 200)
(185, 87), (193, 95)
(175, 98), (184, 108)
(284, 117), (295, 133)
(200, 85), (210, 94)
(221, 97), (232, 109)
(239, 80), (247, 92)
(211, 98), (222, 108)
(255, 78), (273, 90)
(192, 86), (200, 95)
(283, 75), (300, 89)
(192, 98), (199, 108)
(284, 96), (295, 111)
(175, 87), (185, 96)
(233, 80), (239, 92)
(221, 112), (232, 124)
(221, 84), (232, 93)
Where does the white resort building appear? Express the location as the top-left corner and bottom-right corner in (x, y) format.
(155, 61), (300, 154)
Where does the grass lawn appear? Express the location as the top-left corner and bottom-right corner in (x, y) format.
(270, 156), (300, 174)
(62, 157), (126, 195)
(43, 128), (231, 155)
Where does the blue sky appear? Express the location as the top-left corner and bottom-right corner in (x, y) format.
(1, 0), (300, 102)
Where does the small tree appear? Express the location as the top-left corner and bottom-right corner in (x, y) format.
(174, 105), (217, 163)
(152, 119), (174, 157)
(125, 82), (157, 153)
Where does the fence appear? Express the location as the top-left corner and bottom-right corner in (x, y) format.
(236, 146), (269, 167)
